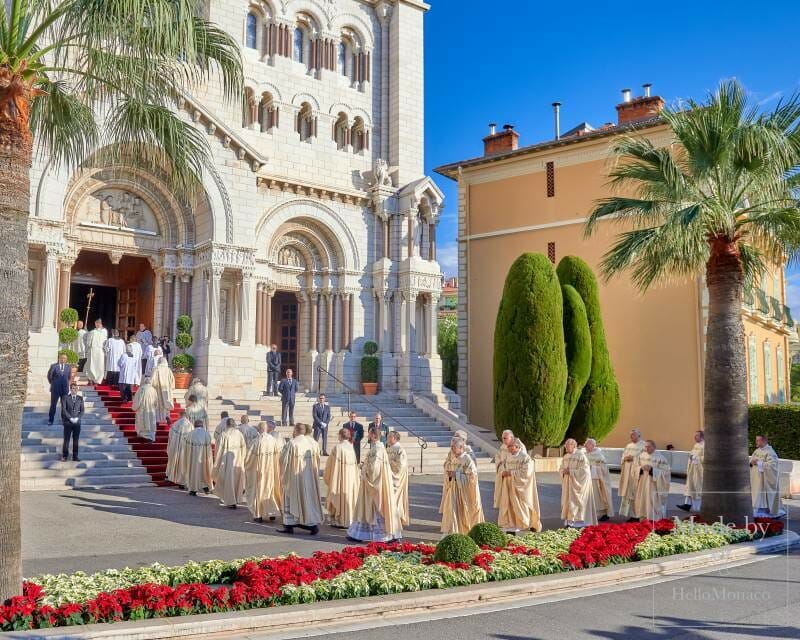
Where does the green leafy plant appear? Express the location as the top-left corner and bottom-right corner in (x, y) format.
(173, 315), (194, 372)
(175, 332), (193, 351)
(59, 308), (79, 326)
(58, 328), (78, 346)
(438, 316), (458, 391)
(748, 404), (800, 461)
(361, 340), (379, 384)
(433, 533), (480, 564)
(57, 350), (78, 366)
(363, 340), (378, 355)
(468, 522), (507, 548)
(172, 354), (195, 373)
(561, 284), (592, 432)
(176, 315), (193, 334)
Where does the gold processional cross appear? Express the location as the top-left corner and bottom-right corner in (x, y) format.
(84, 287), (95, 326)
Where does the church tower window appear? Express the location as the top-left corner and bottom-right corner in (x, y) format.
(293, 27), (305, 63)
(245, 13), (258, 50)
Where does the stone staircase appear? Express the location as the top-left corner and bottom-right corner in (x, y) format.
(21, 385), (154, 491)
(200, 392), (495, 475)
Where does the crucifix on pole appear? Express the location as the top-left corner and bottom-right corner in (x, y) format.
(84, 287), (95, 326)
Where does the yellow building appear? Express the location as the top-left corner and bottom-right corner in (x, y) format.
(435, 88), (794, 450)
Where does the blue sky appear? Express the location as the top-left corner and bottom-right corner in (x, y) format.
(422, 0), (800, 306)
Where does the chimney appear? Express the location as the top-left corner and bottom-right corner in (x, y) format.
(616, 84), (664, 125)
(483, 123), (519, 156)
(552, 102), (561, 140)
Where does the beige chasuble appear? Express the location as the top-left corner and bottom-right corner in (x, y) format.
(633, 451), (671, 520)
(387, 442), (410, 527)
(184, 402), (208, 429)
(348, 442), (402, 541)
(84, 328), (108, 383)
(750, 444), (783, 516)
(239, 423), (260, 449)
(560, 449), (597, 526)
(132, 383), (159, 441)
(685, 441), (704, 503)
(586, 448), (614, 517)
(213, 427), (247, 506)
(184, 381), (209, 409)
(182, 427), (214, 493)
(280, 435), (324, 526)
(245, 432), (283, 519)
(166, 416), (193, 485)
(440, 451), (485, 534)
(150, 362), (175, 422)
(496, 450), (541, 532)
(618, 439), (645, 517)
(322, 441), (360, 527)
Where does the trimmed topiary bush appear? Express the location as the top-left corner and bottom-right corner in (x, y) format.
(58, 327), (78, 346)
(361, 354), (379, 383)
(433, 533), (480, 564)
(176, 315), (193, 333)
(494, 252), (568, 447)
(561, 284), (592, 432)
(748, 405), (800, 461)
(58, 349), (79, 365)
(59, 308), (79, 326)
(557, 256), (620, 442)
(468, 522), (507, 548)
(172, 353), (195, 372)
(175, 332), (193, 351)
(363, 340), (378, 356)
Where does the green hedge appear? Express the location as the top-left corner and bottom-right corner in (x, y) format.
(748, 404), (800, 460)
(433, 533), (480, 564)
(361, 355), (379, 383)
(468, 522), (507, 548)
(561, 284), (592, 432)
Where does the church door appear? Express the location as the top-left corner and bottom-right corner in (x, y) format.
(277, 300), (297, 377)
(117, 287), (137, 339)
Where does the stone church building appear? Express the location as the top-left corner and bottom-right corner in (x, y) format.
(26, 0), (444, 399)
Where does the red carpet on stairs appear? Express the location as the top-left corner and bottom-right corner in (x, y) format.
(94, 384), (182, 487)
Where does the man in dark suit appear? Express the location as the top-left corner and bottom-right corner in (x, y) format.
(61, 382), (85, 461)
(47, 353), (72, 425)
(344, 410), (364, 463)
(266, 344), (281, 396)
(369, 413), (390, 446)
(312, 393), (332, 456)
(277, 368), (298, 427)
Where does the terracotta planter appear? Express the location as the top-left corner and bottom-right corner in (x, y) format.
(174, 372), (192, 389)
(362, 382), (378, 396)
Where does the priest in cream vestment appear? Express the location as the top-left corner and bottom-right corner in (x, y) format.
(619, 429), (645, 517)
(347, 427), (402, 542)
(440, 436), (484, 534)
(132, 378), (159, 442)
(494, 429), (526, 509)
(679, 431), (704, 513)
(184, 378), (209, 409)
(560, 439), (597, 527)
(238, 415), (260, 448)
(183, 420), (213, 495)
(386, 431), (410, 527)
(750, 435), (784, 517)
(213, 418), (247, 508)
(84, 320), (108, 384)
(245, 422), (283, 522)
(496, 438), (541, 532)
(323, 428), (360, 528)
(183, 395), (208, 428)
(150, 357), (175, 424)
(584, 438), (614, 520)
(278, 425), (324, 534)
(633, 440), (671, 521)
(166, 411), (193, 486)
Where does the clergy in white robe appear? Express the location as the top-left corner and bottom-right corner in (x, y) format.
(184, 378), (209, 409)
(494, 429), (527, 509)
(103, 330), (126, 385)
(213, 412), (230, 447)
(347, 427), (402, 542)
(750, 435), (784, 517)
(245, 422), (283, 522)
(633, 440), (671, 521)
(560, 439), (597, 528)
(278, 425), (324, 534)
(132, 378), (159, 442)
(323, 428), (360, 528)
(183, 395), (208, 429)
(84, 320), (108, 383)
(266, 420), (285, 449)
(238, 415), (260, 448)
(619, 429), (645, 517)
(386, 431), (410, 527)
(116, 347), (139, 403)
(183, 420), (214, 495)
(496, 438), (541, 532)
(213, 418), (247, 507)
(144, 346), (162, 379)
(584, 438), (614, 520)
(70, 322), (87, 364)
(150, 358), (175, 423)
(679, 431), (705, 513)
(166, 411), (193, 486)
(440, 437), (485, 534)
(128, 340), (143, 386)
(454, 429), (477, 464)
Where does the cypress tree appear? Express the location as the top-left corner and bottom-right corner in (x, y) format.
(556, 255), (621, 442)
(561, 284), (592, 432)
(493, 253), (568, 447)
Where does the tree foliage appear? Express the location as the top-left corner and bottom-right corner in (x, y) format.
(438, 315), (458, 391)
(561, 284), (592, 432)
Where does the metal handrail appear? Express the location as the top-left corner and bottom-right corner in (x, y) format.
(316, 365), (428, 470)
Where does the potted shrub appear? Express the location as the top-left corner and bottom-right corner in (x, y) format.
(361, 340), (379, 395)
(173, 315), (195, 389)
(58, 349), (79, 382)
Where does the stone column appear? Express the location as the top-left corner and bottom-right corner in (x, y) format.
(342, 293), (351, 351)
(208, 266), (223, 343)
(265, 288), (273, 347)
(309, 293), (318, 352)
(41, 247), (59, 332)
(429, 224), (437, 261)
(405, 290), (417, 354)
(393, 292), (403, 354)
(234, 279), (242, 344)
(382, 218), (389, 260)
(377, 3), (392, 161)
(240, 270), (255, 347)
(428, 292), (439, 356)
(325, 292), (334, 352)
(407, 215), (414, 258)
(161, 272), (174, 338)
(56, 260), (73, 326)
(197, 270), (207, 343)
(153, 271), (164, 337)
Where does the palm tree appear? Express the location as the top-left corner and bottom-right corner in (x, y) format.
(586, 80), (800, 524)
(0, 0), (242, 600)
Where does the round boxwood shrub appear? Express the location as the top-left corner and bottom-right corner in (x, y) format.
(58, 349), (79, 365)
(175, 332), (193, 351)
(172, 353), (195, 372)
(557, 256), (620, 442)
(561, 284), (592, 431)
(363, 340), (379, 356)
(361, 354), (379, 383)
(468, 522), (507, 548)
(58, 327), (78, 346)
(494, 252), (568, 447)
(433, 533), (480, 564)
(176, 315), (193, 333)
(59, 308), (79, 326)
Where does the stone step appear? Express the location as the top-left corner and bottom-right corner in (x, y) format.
(22, 436), (133, 447)
(21, 458), (144, 471)
(21, 475), (155, 491)
(21, 443), (135, 455)
(21, 465), (147, 479)
(21, 451), (138, 463)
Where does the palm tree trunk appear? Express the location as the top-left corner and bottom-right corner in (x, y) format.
(0, 80), (33, 601)
(700, 236), (752, 525)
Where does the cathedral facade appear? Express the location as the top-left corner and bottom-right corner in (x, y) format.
(26, 0), (444, 399)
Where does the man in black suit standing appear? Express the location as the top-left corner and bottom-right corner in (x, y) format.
(47, 353), (72, 425)
(312, 393), (332, 456)
(61, 382), (85, 461)
(369, 413), (390, 446)
(266, 344), (281, 396)
(277, 368), (298, 427)
(344, 410), (364, 463)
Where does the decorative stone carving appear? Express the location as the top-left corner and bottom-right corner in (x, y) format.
(278, 246), (303, 268)
(79, 189), (158, 234)
(370, 158), (396, 187)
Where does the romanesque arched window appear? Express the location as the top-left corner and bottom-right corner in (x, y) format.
(333, 112), (348, 150)
(351, 116), (367, 153)
(246, 13), (258, 49)
(293, 27), (305, 63)
(338, 41), (347, 77)
(242, 88), (257, 128)
(259, 92), (278, 132)
(296, 102), (315, 141)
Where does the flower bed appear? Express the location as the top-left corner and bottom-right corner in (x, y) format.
(0, 519), (783, 632)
